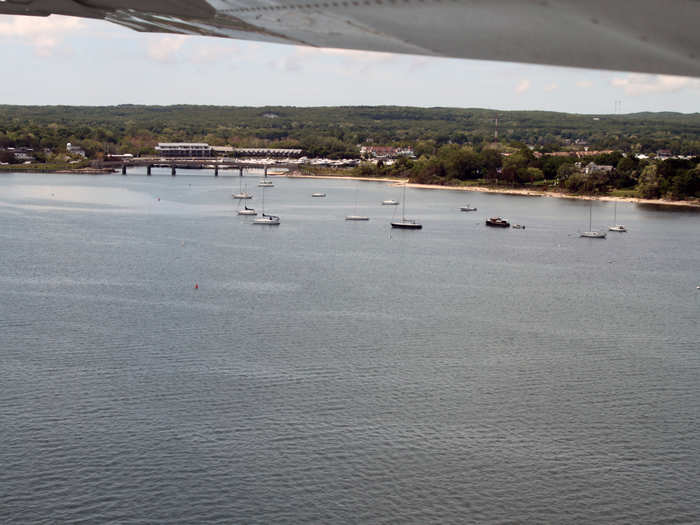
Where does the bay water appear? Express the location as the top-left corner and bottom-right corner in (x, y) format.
(1, 170), (699, 523)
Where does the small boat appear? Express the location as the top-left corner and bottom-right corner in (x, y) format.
(608, 203), (627, 232)
(233, 178), (253, 199)
(485, 217), (510, 227)
(253, 213), (280, 225)
(580, 203), (606, 238)
(237, 205), (257, 216)
(391, 184), (422, 230)
(391, 219), (422, 229)
(581, 230), (606, 238)
(311, 192), (326, 197)
(382, 199), (399, 205)
(460, 205), (477, 212)
(252, 185), (279, 225)
(512, 224), (525, 229)
(346, 182), (369, 221)
(258, 180), (274, 187)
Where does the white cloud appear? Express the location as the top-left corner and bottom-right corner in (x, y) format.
(297, 47), (394, 62)
(147, 35), (189, 63)
(190, 43), (235, 64)
(611, 74), (700, 96)
(544, 82), (558, 92)
(576, 80), (593, 88)
(515, 79), (530, 94)
(0, 15), (83, 56)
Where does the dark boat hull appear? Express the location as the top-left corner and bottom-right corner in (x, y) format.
(485, 219), (510, 228)
(391, 221), (422, 229)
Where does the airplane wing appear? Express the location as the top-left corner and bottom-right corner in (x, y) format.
(1, 0), (699, 77)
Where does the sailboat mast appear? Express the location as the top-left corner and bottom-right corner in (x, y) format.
(589, 203), (592, 231)
(402, 183), (407, 221)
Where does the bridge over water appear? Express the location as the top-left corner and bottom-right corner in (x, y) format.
(94, 157), (296, 176)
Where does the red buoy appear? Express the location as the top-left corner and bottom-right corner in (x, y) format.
(195, 283), (199, 290)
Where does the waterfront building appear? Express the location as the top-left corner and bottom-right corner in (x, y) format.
(66, 143), (86, 158)
(360, 145), (414, 159)
(232, 148), (303, 158)
(155, 143), (213, 158)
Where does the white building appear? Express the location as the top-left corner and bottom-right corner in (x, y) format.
(155, 143), (213, 158)
(584, 162), (614, 175)
(66, 143), (86, 158)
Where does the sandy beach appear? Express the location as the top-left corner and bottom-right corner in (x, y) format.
(285, 171), (700, 208)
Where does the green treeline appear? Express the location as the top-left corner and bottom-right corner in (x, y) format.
(1, 105), (699, 200)
(1, 105), (700, 158)
(358, 145), (700, 201)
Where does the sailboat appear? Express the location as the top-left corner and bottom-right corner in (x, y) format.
(258, 170), (274, 187)
(580, 201), (606, 238)
(232, 178), (252, 199)
(253, 185), (280, 225)
(608, 202), (627, 232)
(346, 181), (369, 221)
(390, 183), (422, 229)
(237, 203), (257, 216)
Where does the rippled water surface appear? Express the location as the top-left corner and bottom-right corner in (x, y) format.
(1, 171), (699, 524)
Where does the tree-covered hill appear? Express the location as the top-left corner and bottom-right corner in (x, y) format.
(1, 105), (699, 156)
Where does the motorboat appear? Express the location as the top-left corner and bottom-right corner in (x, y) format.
(258, 180), (274, 187)
(485, 217), (510, 227)
(460, 205), (477, 212)
(312, 192), (326, 197)
(512, 224), (525, 229)
(382, 199), (399, 205)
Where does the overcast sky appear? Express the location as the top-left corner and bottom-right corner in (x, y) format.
(1, 14), (699, 114)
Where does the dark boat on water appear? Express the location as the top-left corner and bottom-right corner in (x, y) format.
(391, 183), (422, 230)
(391, 219), (422, 229)
(485, 217), (510, 228)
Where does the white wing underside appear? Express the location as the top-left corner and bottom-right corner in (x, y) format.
(2, 0), (699, 76)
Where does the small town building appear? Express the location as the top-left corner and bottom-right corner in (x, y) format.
(584, 162), (614, 175)
(212, 146), (234, 156)
(66, 143), (86, 158)
(360, 146), (414, 159)
(7, 147), (36, 162)
(155, 143), (213, 157)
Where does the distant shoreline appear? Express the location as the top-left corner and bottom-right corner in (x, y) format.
(285, 172), (700, 208)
